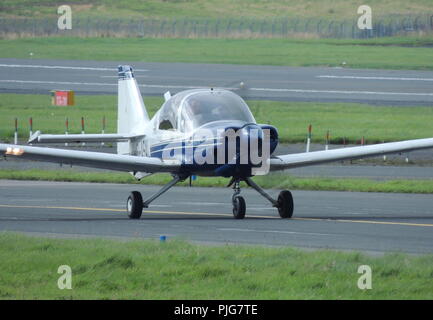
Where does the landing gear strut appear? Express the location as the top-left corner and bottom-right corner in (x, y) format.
(126, 174), (186, 219)
(228, 177), (294, 219)
(126, 174), (293, 220)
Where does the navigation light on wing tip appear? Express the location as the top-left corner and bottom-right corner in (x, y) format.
(5, 147), (24, 156)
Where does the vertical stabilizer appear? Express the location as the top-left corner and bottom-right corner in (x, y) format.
(117, 65), (149, 155)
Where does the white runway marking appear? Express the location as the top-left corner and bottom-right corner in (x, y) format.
(100, 75), (148, 78)
(0, 64), (148, 72)
(217, 227), (333, 236)
(0, 79), (236, 90)
(249, 87), (433, 96)
(0, 79), (117, 86)
(1, 79), (432, 97)
(317, 75), (433, 82)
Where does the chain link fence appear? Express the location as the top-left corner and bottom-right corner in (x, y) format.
(1, 15), (432, 39)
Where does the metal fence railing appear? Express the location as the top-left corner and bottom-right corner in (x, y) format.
(1, 15), (432, 39)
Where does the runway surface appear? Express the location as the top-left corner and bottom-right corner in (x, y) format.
(1, 180), (433, 254)
(1, 58), (433, 105)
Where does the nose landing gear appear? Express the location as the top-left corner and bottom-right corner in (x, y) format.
(228, 176), (294, 219)
(231, 179), (246, 219)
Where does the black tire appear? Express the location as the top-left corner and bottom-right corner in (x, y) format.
(127, 191), (143, 219)
(277, 190), (294, 219)
(232, 196), (246, 219)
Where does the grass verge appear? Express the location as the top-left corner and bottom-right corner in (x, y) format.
(2, 0), (432, 20)
(2, 169), (433, 194)
(2, 93), (433, 144)
(1, 37), (433, 70)
(0, 232), (432, 299)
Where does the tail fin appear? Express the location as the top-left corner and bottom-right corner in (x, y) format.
(117, 65), (150, 155)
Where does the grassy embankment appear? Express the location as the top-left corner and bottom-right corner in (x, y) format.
(1, 37), (433, 70)
(1, 0), (432, 20)
(0, 232), (432, 299)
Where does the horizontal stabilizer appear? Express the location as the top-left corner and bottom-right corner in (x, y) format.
(28, 131), (144, 144)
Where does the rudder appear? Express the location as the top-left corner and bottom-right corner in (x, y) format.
(117, 65), (149, 155)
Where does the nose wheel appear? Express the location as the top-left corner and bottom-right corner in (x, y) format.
(231, 179), (246, 219)
(229, 177), (294, 219)
(232, 196), (246, 219)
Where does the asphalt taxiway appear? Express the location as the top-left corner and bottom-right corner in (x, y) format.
(1, 180), (432, 254)
(1, 58), (433, 105)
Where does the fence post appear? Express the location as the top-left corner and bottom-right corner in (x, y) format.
(340, 22), (345, 38)
(328, 21), (334, 37)
(29, 117), (33, 140)
(14, 118), (18, 144)
(317, 20), (322, 36)
(81, 117), (85, 146)
(325, 130), (330, 151)
(101, 116), (106, 146)
(306, 124), (312, 153)
(215, 20), (220, 37)
(65, 117), (69, 147)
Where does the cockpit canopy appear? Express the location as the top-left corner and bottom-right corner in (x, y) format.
(156, 89), (256, 132)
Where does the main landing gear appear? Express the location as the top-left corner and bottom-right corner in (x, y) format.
(126, 174), (185, 219)
(228, 177), (294, 220)
(126, 174), (293, 220)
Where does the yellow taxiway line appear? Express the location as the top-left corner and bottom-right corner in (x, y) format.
(0, 204), (432, 228)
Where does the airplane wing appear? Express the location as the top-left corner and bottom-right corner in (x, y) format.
(270, 137), (433, 171)
(28, 131), (144, 144)
(0, 143), (180, 173)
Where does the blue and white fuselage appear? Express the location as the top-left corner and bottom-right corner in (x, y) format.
(146, 89), (278, 177)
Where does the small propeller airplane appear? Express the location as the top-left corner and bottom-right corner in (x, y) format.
(2, 65), (433, 220)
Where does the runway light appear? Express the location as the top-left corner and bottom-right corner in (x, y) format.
(159, 235), (167, 242)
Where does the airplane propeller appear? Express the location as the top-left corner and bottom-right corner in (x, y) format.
(220, 80), (252, 101)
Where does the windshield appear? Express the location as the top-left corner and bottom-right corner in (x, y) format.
(180, 90), (255, 132)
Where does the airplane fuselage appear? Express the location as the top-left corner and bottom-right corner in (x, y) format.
(147, 120), (278, 178)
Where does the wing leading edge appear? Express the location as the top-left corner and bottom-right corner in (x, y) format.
(270, 137), (433, 171)
(0, 144), (180, 173)
(28, 131), (144, 144)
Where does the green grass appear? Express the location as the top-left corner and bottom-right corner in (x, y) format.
(1, 0), (432, 20)
(2, 169), (433, 194)
(1, 37), (433, 70)
(0, 232), (432, 299)
(1, 93), (433, 144)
